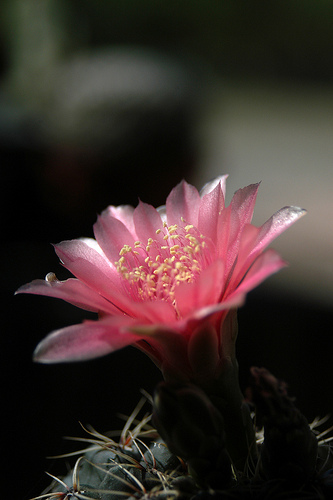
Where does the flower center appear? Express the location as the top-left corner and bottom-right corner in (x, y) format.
(115, 220), (211, 307)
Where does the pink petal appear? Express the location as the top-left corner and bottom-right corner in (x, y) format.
(16, 277), (118, 314)
(215, 204), (235, 265)
(199, 175), (228, 199)
(198, 182), (225, 243)
(175, 259), (225, 318)
(216, 183), (260, 277)
(55, 240), (118, 286)
(226, 248), (286, 301)
(251, 206), (306, 254)
(93, 208), (136, 263)
(107, 205), (136, 236)
(230, 183), (260, 226)
(133, 201), (164, 243)
(33, 317), (140, 363)
(166, 180), (201, 227)
(54, 240), (135, 316)
(129, 299), (176, 324)
(228, 206), (306, 291)
(190, 293), (245, 321)
(55, 240), (177, 322)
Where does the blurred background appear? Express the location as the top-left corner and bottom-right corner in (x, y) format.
(1, 1), (332, 498)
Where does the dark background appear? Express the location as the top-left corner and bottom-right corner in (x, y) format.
(1, 2), (333, 498)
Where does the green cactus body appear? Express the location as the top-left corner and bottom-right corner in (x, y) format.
(32, 387), (333, 500)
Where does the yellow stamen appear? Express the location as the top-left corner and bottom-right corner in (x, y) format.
(115, 222), (209, 309)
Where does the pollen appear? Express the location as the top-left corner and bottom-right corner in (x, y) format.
(115, 221), (213, 308)
(119, 245), (132, 256)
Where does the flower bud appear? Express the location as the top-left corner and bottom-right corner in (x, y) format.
(247, 367), (318, 484)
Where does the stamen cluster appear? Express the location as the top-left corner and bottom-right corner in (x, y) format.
(115, 220), (211, 306)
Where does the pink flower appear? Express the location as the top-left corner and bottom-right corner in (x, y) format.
(17, 176), (305, 383)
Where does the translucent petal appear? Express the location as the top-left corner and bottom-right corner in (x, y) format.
(33, 317), (140, 363)
(166, 180), (201, 226)
(16, 277), (118, 314)
(93, 209), (136, 263)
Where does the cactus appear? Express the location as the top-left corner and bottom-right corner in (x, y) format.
(30, 375), (333, 500)
(30, 396), (194, 500)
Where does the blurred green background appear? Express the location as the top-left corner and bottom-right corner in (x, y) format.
(3, 0), (333, 85)
(1, 2), (333, 498)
